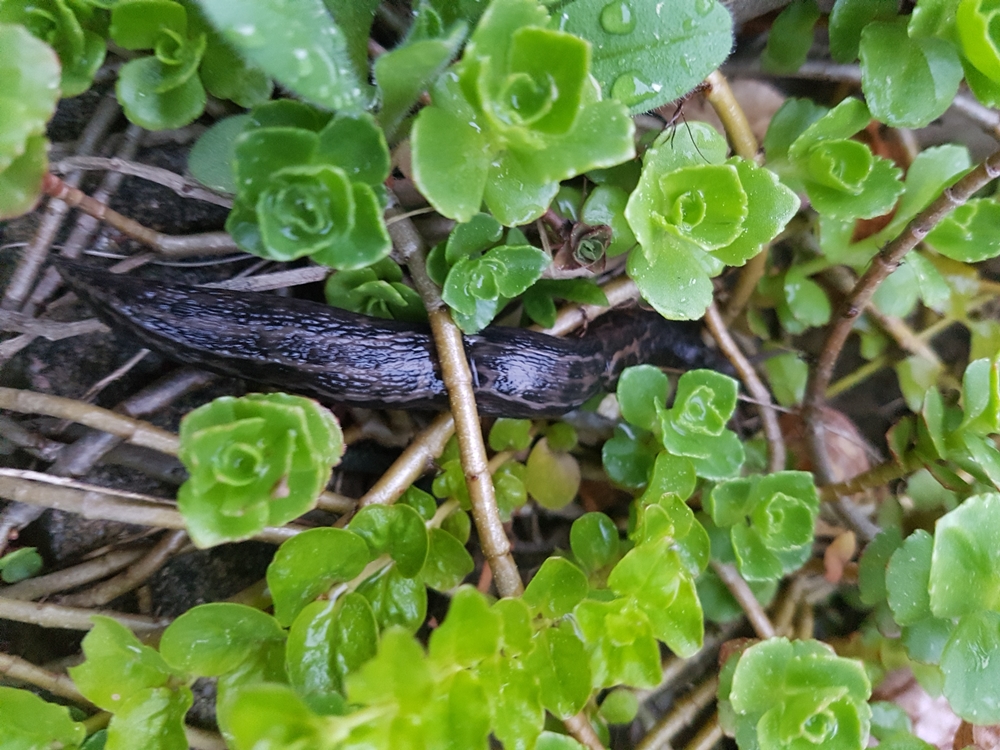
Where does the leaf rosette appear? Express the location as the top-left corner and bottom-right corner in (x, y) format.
(227, 108), (392, 270)
(706, 471), (819, 581)
(0, 0), (107, 97)
(720, 638), (872, 750)
(411, 0), (635, 225)
(325, 257), (426, 323)
(625, 122), (799, 320)
(764, 97), (903, 221)
(177, 393), (344, 548)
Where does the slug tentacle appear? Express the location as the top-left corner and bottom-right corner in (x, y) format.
(55, 260), (719, 418)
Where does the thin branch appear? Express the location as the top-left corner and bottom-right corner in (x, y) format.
(1, 93), (121, 312)
(0, 387), (180, 455)
(723, 249), (769, 324)
(682, 712), (724, 750)
(0, 546), (148, 601)
(203, 265), (329, 292)
(635, 676), (719, 750)
(710, 560), (775, 639)
(804, 149), (1000, 530)
(0, 595), (168, 634)
(0, 651), (96, 707)
(387, 205), (523, 598)
(40, 174), (239, 258)
(50, 156), (234, 208)
(563, 712), (605, 750)
(704, 302), (786, 474)
(60, 530), (189, 607)
(533, 275), (640, 336)
(0, 309), (108, 339)
(703, 69), (759, 161)
(819, 458), (914, 502)
(0, 469), (302, 545)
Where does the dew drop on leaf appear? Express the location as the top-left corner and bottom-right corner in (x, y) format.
(599, 2), (636, 35)
(695, 0), (716, 16)
(610, 71), (661, 108)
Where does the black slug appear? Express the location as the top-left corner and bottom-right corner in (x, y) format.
(56, 260), (723, 418)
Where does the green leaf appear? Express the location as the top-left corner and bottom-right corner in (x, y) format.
(356, 564), (428, 633)
(225, 683), (325, 750)
(196, 0), (364, 111)
(557, 0), (733, 114)
(323, 0), (380, 86)
(346, 626), (432, 712)
(570, 512), (620, 573)
(187, 114), (249, 194)
(199, 33), (273, 108)
(419, 526), (475, 591)
(617, 364), (668, 432)
(575, 598), (661, 688)
(602, 424), (659, 488)
(829, 0), (897, 62)
(325, 259), (427, 323)
(859, 18), (963, 128)
(929, 493), (1000, 617)
(105, 686), (192, 750)
(285, 593), (378, 699)
(0, 546), (42, 583)
(69, 617), (182, 713)
(315, 113), (390, 187)
(400, 485), (438, 521)
(489, 418), (533, 451)
(429, 585), (501, 667)
(0, 23), (60, 219)
(524, 622), (591, 718)
(110, 0), (186, 49)
(761, 0), (820, 73)
(957, 0), (1000, 83)
(160, 603), (285, 676)
(926, 199), (1000, 262)
(764, 352), (808, 407)
(116, 55), (206, 130)
(858, 528), (903, 606)
(886, 530), (935, 625)
(267, 527), (371, 627)
(349, 504), (429, 578)
(940, 610), (1000, 723)
(600, 688), (639, 725)
(523, 557), (589, 618)
(0, 686), (85, 749)
(526, 438), (581, 510)
(580, 184), (636, 257)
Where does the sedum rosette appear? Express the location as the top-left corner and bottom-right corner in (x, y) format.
(177, 393), (344, 548)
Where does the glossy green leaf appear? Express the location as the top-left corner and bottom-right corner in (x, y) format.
(267, 527), (371, 627)
(524, 622), (591, 718)
(601, 424), (659, 488)
(187, 114), (249, 194)
(957, 0), (1000, 83)
(761, 0), (820, 73)
(940, 610), (1000, 723)
(489, 418), (533, 451)
(104, 686), (192, 750)
(116, 54), (207, 130)
(69, 617), (182, 713)
(925, 199), (1000, 261)
(886, 530), (934, 625)
(858, 528), (903, 606)
(557, 0), (732, 114)
(829, 0), (897, 62)
(346, 626), (432, 711)
(0, 546), (42, 583)
(325, 258), (427, 323)
(575, 598), (661, 688)
(285, 593), (378, 699)
(640, 452), (697, 504)
(349, 504), (429, 578)
(0, 686), (85, 749)
(523, 557), (589, 618)
(226, 683), (325, 750)
(860, 18), (963, 128)
(160, 603), (284, 676)
(177, 393), (343, 548)
(526, 437), (581, 510)
(763, 352), (808, 407)
(929, 493), (1000, 617)
(356, 564), (428, 633)
(199, 33), (273, 108)
(196, 0), (364, 111)
(570, 512), (620, 573)
(429, 585), (501, 667)
(600, 687), (639, 725)
(580, 183), (637, 257)
(617, 364), (668, 432)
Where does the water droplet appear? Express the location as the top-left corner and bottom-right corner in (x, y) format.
(610, 71), (661, 108)
(694, 0), (714, 16)
(599, 2), (635, 35)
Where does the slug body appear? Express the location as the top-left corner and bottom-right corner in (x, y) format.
(57, 260), (719, 417)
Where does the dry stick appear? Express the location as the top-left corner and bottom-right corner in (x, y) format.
(1, 93), (121, 312)
(40, 174), (239, 258)
(0, 595), (168, 634)
(803, 149), (1000, 540)
(0, 413), (64, 461)
(771, 575), (807, 637)
(0, 546), (148, 601)
(0, 310), (108, 339)
(50, 156), (234, 208)
(0, 469), (302, 545)
(819, 457), (917, 502)
(634, 676), (720, 750)
(0, 387), (180, 455)
(710, 560), (776, 639)
(60, 529), (189, 607)
(0, 651), (96, 706)
(23, 123), (146, 317)
(704, 302), (786, 474)
(683, 713), (724, 750)
(387, 210), (524, 600)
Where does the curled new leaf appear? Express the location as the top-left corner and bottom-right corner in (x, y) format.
(227, 109), (391, 270)
(325, 258), (426, 323)
(706, 471), (820, 581)
(177, 393), (344, 548)
(625, 122), (799, 319)
(720, 638), (872, 750)
(411, 0), (635, 225)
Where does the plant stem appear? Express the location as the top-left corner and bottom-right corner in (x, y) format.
(704, 301), (786, 473)
(0, 546), (147, 601)
(40, 174), (238, 257)
(386, 206), (524, 598)
(683, 712), (724, 750)
(0, 651), (96, 706)
(803, 148), (1000, 526)
(635, 675), (719, 750)
(0, 595), (168, 634)
(703, 69), (759, 161)
(819, 458), (914, 502)
(710, 561), (775, 639)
